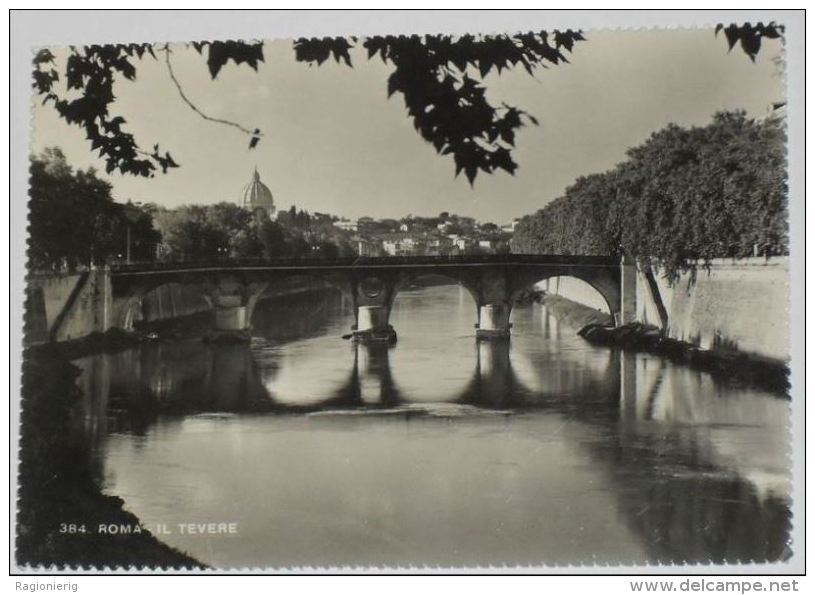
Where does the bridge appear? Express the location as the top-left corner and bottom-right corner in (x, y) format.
(109, 254), (637, 341)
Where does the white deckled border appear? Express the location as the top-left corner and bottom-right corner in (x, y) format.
(8, 9), (806, 577)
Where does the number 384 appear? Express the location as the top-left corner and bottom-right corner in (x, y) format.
(58, 523), (87, 534)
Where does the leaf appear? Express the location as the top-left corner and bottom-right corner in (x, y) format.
(723, 24), (740, 50)
(33, 48), (55, 65)
(197, 40), (265, 79)
(118, 58), (136, 80)
(716, 22), (783, 59)
(294, 37), (355, 67)
(293, 31), (585, 183)
(740, 31), (761, 61)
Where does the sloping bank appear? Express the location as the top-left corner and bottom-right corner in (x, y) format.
(542, 294), (788, 397)
(17, 341), (205, 569)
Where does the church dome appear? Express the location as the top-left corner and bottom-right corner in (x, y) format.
(241, 168), (275, 213)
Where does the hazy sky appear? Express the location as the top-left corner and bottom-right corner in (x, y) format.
(31, 28), (784, 224)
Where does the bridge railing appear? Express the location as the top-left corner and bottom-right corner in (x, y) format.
(110, 253), (621, 273)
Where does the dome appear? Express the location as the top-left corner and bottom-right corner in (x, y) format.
(241, 168), (275, 213)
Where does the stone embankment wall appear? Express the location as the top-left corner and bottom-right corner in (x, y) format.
(25, 269), (112, 344)
(638, 257), (788, 363)
(546, 257), (789, 364)
(24, 271), (212, 344)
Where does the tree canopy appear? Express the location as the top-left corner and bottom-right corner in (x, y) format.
(511, 111), (787, 280)
(28, 148), (160, 271)
(32, 23), (782, 186)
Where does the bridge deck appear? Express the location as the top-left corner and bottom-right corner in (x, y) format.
(111, 254), (621, 275)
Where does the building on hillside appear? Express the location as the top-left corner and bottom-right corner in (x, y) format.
(240, 168), (276, 220)
(425, 235), (454, 256)
(382, 233), (424, 257)
(355, 237), (382, 257)
(450, 237), (477, 255)
(335, 219), (359, 232)
(501, 218), (520, 233)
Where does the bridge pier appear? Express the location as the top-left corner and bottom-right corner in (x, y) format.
(207, 286), (253, 342)
(476, 304), (511, 340)
(352, 305), (397, 344)
(619, 255), (638, 326)
(215, 305), (249, 334)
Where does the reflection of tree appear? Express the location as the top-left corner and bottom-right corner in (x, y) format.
(581, 425), (791, 563)
(547, 353), (789, 563)
(106, 340), (275, 433)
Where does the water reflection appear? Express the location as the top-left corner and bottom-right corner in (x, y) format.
(70, 286), (790, 566)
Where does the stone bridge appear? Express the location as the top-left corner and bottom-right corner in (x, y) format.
(110, 254), (636, 341)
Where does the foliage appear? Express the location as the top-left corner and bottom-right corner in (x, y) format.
(28, 148), (160, 271)
(511, 172), (619, 256)
(191, 40), (265, 78)
(34, 31), (584, 184)
(33, 46), (178, 177)
(295, 32), (585, 184)
(511, 112), (788, 280)
(32, 23), (785, 185)
(715, 22), (785, 61)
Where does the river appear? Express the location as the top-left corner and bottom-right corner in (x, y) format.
(71, 284), (791, 568)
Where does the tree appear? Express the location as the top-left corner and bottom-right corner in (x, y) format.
(511, 111), (787, 280)
(121, 202), (162, 262)
(162, 215), (229, 261)
(28, 148), (160, 270)
(258, 220), (287, 258)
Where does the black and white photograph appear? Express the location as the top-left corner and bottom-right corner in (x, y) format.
(10, 10), (804, 576)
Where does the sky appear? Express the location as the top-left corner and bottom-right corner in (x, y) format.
(30, 28), (784, 225)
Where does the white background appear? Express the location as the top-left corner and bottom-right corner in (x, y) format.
(4, 5), (809, 590)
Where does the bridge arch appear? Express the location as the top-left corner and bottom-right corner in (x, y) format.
(508, 267), (622, 327)
(111, 280), (214, 331)
(388, 272), (481, 319)
(246, 272), (355, 331)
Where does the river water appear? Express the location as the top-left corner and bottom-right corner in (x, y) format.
(73, 284), (791, 568)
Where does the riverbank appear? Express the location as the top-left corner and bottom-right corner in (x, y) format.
(539, 294), (613, 327)
(542, 294), (789, 397)
(17, 347), (205, 569)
